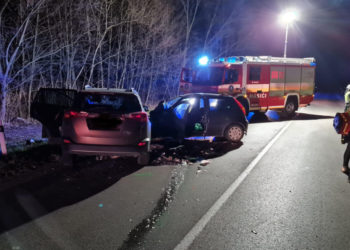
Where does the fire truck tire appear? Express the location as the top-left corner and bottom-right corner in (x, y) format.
(236, 96), (249, 114)
(225, 124), (244, 142)
(284, 98), (298, 117)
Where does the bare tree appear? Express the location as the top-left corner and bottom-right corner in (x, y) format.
(0, 0), (251, 121)
(0, 0), (47, 121)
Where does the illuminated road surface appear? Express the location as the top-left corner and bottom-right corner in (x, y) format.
(0, 100), (347, 250)
(141, 100), (350, 250)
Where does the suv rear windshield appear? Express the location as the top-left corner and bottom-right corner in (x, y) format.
(76, 93), (142, 114)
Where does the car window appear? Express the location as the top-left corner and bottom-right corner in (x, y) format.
(172, 97), (198, 118)
(225, 69), (239, 83)
(249, 66), (261, 81)
(77, 93), (141, 114)
(164, 97), (181, 109)
(209, 98), (218, 111)
(182, 97), (196, 106)
(35, 89), (76, 107)
(199, 98), (205, 109)
(182, 68), (193, 82)
(194, 67), (224, 86)
(209, 98), (235, 111)
(173, 103), (190, 119)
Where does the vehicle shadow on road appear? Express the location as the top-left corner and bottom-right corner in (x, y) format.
(291, 113), (335, 120)
(0, 138), (243, 234)
(249, 111), (334, 124)
(0, 147), (142, 235)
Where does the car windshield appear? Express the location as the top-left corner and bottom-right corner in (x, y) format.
(194, 67), (224, 86)
(164, 97), (181, 109)
(77, 93), (141, 114)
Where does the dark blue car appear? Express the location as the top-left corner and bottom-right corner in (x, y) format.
(150, 93), (248, 142)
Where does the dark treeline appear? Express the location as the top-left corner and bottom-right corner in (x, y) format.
(0, 0), (254, 122)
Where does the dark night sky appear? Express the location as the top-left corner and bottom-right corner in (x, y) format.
(201, 0), (350, 93)
(257, 0), (350, 93)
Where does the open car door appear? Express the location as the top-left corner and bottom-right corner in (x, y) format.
(30, 88), (77, 138)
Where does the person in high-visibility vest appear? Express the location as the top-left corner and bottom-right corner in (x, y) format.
(344, 84), (350, 112)
(342, 84), (350, 179)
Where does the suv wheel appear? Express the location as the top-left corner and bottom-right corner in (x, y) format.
(137, 153), (150, 166)
(225, 124), (244, 142)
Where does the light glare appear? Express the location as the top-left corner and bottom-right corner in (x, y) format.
(279, 9), (299, 25)
(189, 98), (196, 105)
(199, 56), (209, 66)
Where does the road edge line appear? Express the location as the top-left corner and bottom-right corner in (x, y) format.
(174, 121), (292, 250)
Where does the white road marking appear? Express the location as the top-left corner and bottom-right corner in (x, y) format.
(174, 121), (292, 250)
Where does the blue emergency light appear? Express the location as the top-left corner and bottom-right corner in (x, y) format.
(199, 56), (209, 66)
(227, 57), (237, 63)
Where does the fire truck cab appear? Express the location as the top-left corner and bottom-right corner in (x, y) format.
(180, 56), (316, 117)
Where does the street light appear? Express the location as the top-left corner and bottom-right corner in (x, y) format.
(279, 9), (299, 58)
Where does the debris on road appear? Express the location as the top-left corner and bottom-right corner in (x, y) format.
(169, 145), (185, 152)
(200, 159), (210, 166)
(151, 139), (242, 166)
(251, 230), (258, 234)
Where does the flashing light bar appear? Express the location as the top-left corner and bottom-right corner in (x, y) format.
(227, 57), (237, 63)
(216, 56), (246, 63)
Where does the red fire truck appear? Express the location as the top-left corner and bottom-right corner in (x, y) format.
(179, 56), (316, 116)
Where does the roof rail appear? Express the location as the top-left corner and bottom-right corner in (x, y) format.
(82, 86), (140, 95)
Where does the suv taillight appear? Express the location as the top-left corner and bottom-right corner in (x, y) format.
(64, 111), (88, 119)
(124, 112), (148, 123)
(233, 98), (246, 116)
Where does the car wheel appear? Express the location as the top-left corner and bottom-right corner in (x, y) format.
(225, 124), (244, 142)
(137, 153), (150, 166)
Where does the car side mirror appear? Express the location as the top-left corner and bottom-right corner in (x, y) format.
(143, 105), (149, 112)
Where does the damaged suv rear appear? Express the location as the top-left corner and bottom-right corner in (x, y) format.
(31, 88), (151, 165)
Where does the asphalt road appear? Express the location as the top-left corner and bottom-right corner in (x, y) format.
(140, 100), (348, 250)
(0, 100), (347, 250)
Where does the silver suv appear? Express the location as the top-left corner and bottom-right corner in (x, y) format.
(31, 88), (151, 165)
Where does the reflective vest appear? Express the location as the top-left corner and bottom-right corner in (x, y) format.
(345, 91), (350, 104)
